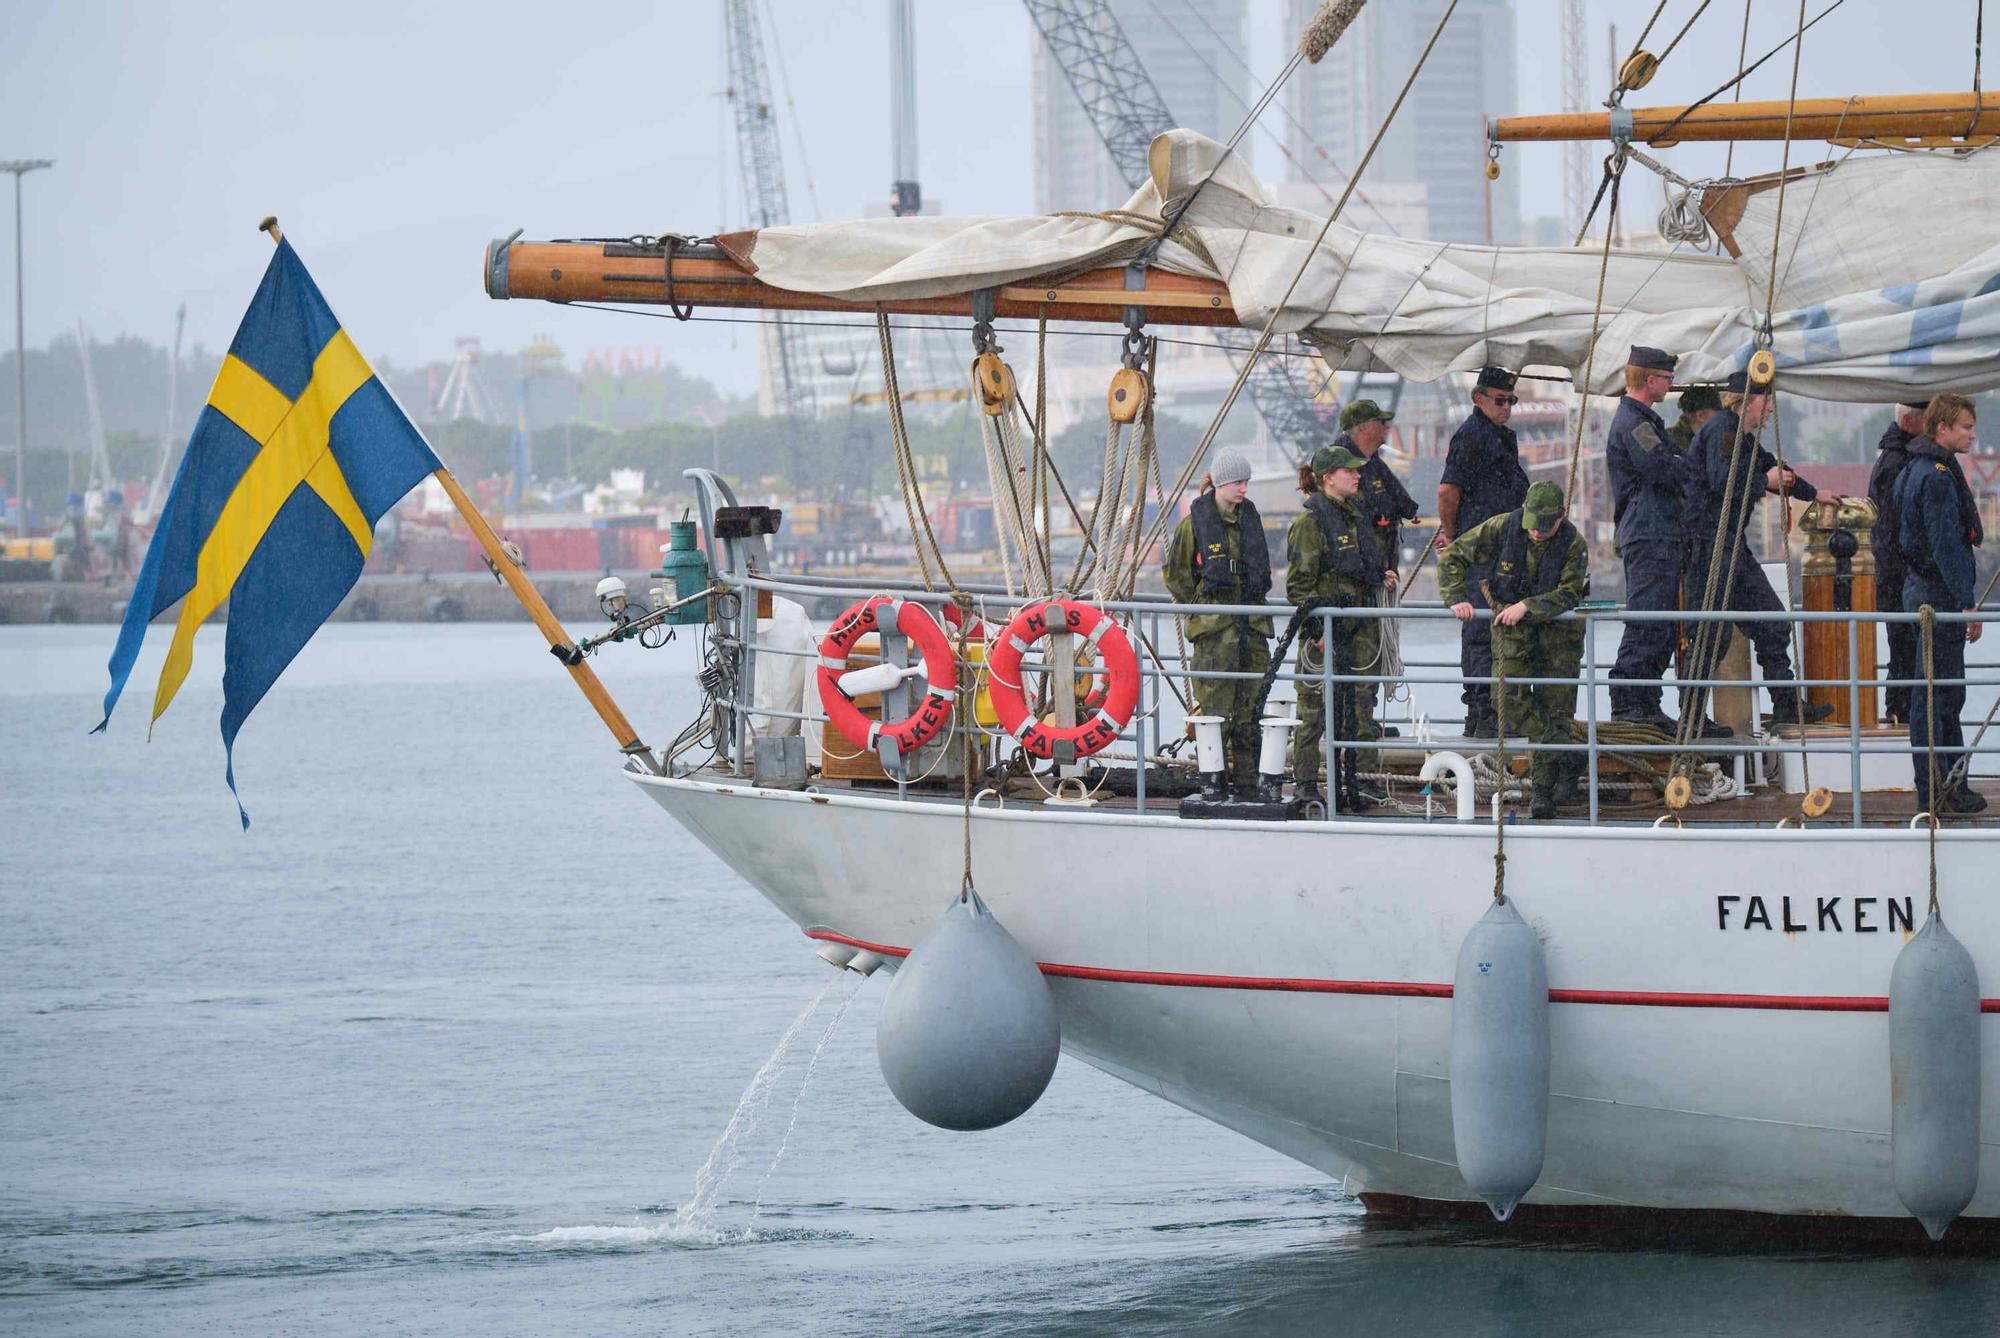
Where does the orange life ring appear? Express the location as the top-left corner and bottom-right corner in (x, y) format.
(816, 596), (959, 756)
(988, 599), (1140, 760)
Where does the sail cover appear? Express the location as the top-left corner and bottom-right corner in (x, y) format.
(726, 130), (2000, 403)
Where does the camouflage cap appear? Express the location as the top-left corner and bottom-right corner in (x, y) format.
(1677, 384), (1722, 414)
(1522, 481), (1565, 530)
(1339, 398), (1394, 431)
(1310, 444), (1367, 474)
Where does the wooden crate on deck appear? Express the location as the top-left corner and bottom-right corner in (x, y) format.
(818, 633), (993, 783)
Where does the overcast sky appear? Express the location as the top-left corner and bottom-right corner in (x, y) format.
(0, 0), (1969, 396)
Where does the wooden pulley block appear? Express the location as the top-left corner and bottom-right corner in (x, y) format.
(973, 352), (1014, 417)
(1618, 51), (1659, 92)
(1747, 348), (1777, 390)
(1107, 366), (1150, 424)
(1801, 787), (1834, 819)
(1664, 774), (1692, 809)
(1485, 159), (1502, 181)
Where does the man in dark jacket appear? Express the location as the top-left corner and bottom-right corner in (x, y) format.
(1868, 402), (1929, 722)
(1895, 393), (1987, 815)
(1682, 372), (1837, 730)
(1436, 366), (1529, 737)
(1606, 345), (1698, 731)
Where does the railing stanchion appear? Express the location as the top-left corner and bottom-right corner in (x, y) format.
(1848, 616), (1863, 826)
(1321, 608), (1337, 817)
(735, 571), (756, 777)
(1135, 609), (1150, 816)
(1585, 611), (1601, 826)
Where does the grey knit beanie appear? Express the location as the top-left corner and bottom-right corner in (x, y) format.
(1210, 446), (1253, 487)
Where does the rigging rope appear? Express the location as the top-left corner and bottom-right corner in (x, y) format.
(877, 307), (952, 591)
(1132, 0), (1463, 574)
(1651, 0), (1716, 70)
(1647, 0), (1849, 148)
(1975, 0), (1987, 139)
(1562, 161), (1625, 509)
(1669, 0), (1813, 793)
(1487, 580), (1508, 904)
(1725, 0), (1755, 177)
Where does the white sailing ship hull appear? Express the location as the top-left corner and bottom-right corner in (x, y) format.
(633, 771), (2000, 1233)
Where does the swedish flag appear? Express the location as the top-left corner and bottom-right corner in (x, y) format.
(98, 239), (441, 825)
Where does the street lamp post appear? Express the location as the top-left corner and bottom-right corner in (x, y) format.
(3, 158), (53, 536)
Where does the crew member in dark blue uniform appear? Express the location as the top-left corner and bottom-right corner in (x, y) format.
(1436, 366), (1528, 736)
(1606, 345), (1709, 732)
(1868, 401), (1929, 723)
(1682, 371), (1837, 730)
(1895, 393), (1987, 815)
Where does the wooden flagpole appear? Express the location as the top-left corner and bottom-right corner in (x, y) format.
(261, 216), (658, 771)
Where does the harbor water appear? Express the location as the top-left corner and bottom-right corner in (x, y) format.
(5, 622), (2000, 1336)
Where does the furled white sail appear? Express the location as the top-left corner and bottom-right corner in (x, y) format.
(733, 130), (2000, 403)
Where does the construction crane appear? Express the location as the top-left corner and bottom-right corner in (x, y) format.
(433, 336), (498, 423)
(1021, 0), (1395, 463)
(510, 335), (566, 505)
(1560, 0), (1591, 241)
(723, 0), (815, 420)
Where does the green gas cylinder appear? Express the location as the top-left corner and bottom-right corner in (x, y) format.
(657, 520), (709, 625)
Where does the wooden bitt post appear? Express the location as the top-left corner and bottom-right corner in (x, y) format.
(1800, 498), (1880, 728)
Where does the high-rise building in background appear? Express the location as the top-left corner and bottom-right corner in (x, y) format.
(1032, 0), (1250, 213)
(1283, 0), (1520, 245)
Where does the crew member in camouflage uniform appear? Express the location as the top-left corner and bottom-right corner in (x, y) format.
(1335, 398), (1421, 569)
(1668, 383), (1722, 452)
(1440, 481), (1592, 819)
(1165, 446), (1274, 799)
(1286, 444), (1399, 807)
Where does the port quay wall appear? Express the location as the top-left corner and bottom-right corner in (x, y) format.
(0, 570), (664, 626)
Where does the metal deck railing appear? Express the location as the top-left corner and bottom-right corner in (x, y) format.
(681, 560), (1995, 830)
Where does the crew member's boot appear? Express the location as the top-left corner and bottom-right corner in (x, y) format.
(1944, 784), (1989, 815)
(1550, 750), (1583, 807)
(1767, 686), (1835, 729)
(1293, 779), (1324, 812)
(1530, 770), (1558, 820)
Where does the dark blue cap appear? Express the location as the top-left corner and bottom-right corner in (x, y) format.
(1628, 345), (1677, 372)
(1475, 365), (1517, 392)
(1722, 370), (1768, 395)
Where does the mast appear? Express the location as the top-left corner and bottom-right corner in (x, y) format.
(139, 302), (185, 524)
(722, 0), (815, 419)
(888, 0), (920, 216)
(75, 321), (111, 493)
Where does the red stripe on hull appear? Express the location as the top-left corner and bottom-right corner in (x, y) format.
(803, 928), (2000, 1014)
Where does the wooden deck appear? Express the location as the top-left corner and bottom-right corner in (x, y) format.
(778, 768), (2000, 829)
